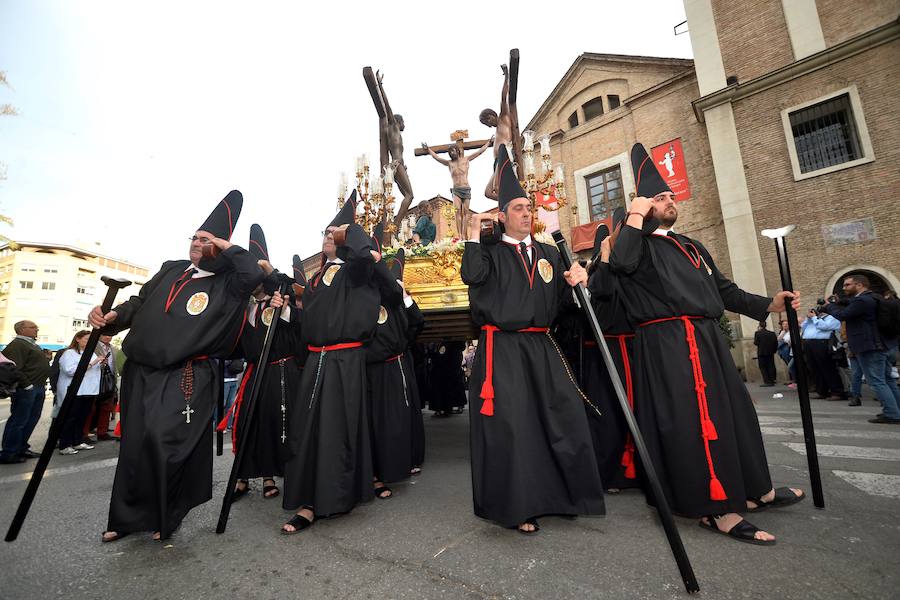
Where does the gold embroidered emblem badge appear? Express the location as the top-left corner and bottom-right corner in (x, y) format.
(186, 292), (209, 316)
(322, 264), (341, 286)
(537, 258), (553, 284)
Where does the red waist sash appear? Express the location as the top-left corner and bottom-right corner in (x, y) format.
(308, 341), (363, 353)
(640, 315), (726, 500)
(479, 325), (549, 417)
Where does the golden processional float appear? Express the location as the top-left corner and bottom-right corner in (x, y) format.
(334, 138), (568, 342)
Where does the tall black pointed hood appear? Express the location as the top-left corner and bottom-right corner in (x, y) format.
(198, 190), (242, 240)
(329, 189), (358, 228)
(249, 224), (269, 262)
(497, 145), (528, 211)
(292, 254), (307, 287)
(371, 219), (385, 254)
(389, 248), (405, 280)
(631, 143), (672, 198)
(590, 223), (610, 262)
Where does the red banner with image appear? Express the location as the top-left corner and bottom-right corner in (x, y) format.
(651, 138), (691, 202)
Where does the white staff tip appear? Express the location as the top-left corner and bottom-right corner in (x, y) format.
(761, 225), (796, 239)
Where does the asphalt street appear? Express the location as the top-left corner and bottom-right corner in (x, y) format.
(0, 383), (898, 600)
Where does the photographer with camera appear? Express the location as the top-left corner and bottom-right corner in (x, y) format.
(823, 275), (900, 424)
(800, 299), (846, 401)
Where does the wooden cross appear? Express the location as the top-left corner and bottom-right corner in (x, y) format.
(182, 404), (195, 424)
(414, 130), (493, 157)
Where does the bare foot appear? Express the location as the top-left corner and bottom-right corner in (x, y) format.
(152, 531), (161, 541)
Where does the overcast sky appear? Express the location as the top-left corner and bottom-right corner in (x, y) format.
(0, 1), (693, 273)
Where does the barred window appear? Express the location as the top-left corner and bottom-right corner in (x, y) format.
(789, 93), (861, 174)
(586, 166), (624, 221)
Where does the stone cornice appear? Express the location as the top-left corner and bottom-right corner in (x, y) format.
(692, 17), (900, 122)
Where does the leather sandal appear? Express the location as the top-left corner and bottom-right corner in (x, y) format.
(263, 479), (280, 498)
(699, 516), (775, 546)
(747, 487), (805, 512)
(374, 484), (392, 499)
(233, 480), (250, 501)
(281, 513), (314, 535)
(101, 531), (130, 543)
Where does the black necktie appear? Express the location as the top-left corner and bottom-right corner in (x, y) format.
(519, 242), (532, 271)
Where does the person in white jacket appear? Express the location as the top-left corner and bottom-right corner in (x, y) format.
(55, 331), (112, 455)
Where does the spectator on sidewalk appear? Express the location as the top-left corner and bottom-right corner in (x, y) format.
(56, 330), (109, 455)
(823, 275), (900, 424)
(0, 321), (51, 464)
(754, 320), (778, 386)
(800, 307), (845, 400)
(83, 335), (118, 442)
(776, 319), (794, 384)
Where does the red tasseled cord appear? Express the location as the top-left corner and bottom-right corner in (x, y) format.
(682, 317), (727, 501)
(479, 326), (498, 416)
(216, 363), (255, 454)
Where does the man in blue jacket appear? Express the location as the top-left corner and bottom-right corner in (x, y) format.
(800, 307), (845, 400)
(824, 274), (900, 424)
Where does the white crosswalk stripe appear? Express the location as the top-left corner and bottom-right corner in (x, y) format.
(831, 471), (900, 499)
(783, 442), (900, 462)
(760, 426), (900, 440)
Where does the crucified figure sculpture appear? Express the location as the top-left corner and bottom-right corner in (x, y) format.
(480, 58), (520, 201)
(371, 70), (414, 227)
(421, 136), (492, 239)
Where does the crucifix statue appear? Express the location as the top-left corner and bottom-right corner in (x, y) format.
(363, 67), (415, 228)
(480, 49), (523, 201)
(418, 129), (492, 240)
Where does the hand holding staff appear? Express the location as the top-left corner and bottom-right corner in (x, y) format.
(6, 276), (131, 542)
(552, 231), (700, 594)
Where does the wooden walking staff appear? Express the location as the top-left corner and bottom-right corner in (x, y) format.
(5, 276), (131, 542)
(761, 225), (824, 509)
(216, 278), (291, 534)
(552, 231), (700, 594)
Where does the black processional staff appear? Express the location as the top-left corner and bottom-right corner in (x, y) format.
(216, 276), (292, 534)
(761, 225), (824, 508)
(216, 360), (225, 457)
(552, 231), (700, 595)
(5, 276), (131, 543)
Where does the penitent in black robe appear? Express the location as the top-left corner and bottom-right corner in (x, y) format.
(461, 239), (606, 527)
(404, 301), (426, 468)
(586, 262), (639, 491)
(610, 225), (773, 518)
(365, 263), (413, 484)
(231, 296), (304, 480)
(427, 342), (468, 413)
(105, 246), (263, 538)
(282, 224), (379, 516)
